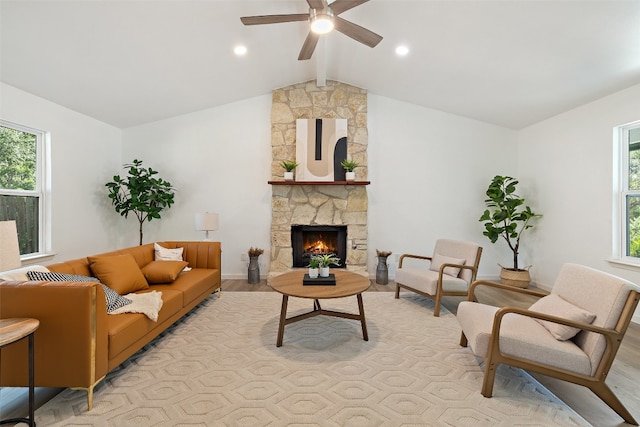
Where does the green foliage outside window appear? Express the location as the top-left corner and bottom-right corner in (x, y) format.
(0, 125), (39, 255)
(0, 126), (36, 190)
(627, 132), (640, 257)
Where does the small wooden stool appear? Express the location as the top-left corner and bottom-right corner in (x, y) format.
(0, 318), (39, 427)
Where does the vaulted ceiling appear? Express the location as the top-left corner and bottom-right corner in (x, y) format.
(1, 0), (639, 130)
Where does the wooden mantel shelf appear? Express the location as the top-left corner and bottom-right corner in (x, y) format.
(268, 180), (370, 186)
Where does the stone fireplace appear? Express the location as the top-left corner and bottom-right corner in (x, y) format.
(269, 80), (369, 278)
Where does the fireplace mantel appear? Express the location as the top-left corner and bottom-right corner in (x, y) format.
(268, 181), (370, 186)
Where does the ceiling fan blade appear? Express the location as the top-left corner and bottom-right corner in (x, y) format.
(307, 0), (328, 9)
(298, 32), (320, 60)
(329, 0), (369, 15)
(333, 16), (382, 48)
(241, 14), (309, 25)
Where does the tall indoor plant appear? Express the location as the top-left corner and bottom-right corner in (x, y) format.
(479, 175), (541, 287)
(106, 159), (175, 245)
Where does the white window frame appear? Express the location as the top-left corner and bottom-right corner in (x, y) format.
(613, 119), (640, 267)
(0, 119), (50, 260)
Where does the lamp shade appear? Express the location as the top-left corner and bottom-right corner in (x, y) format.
(195, 212), (219, 231)
(0, 220), (21, 271)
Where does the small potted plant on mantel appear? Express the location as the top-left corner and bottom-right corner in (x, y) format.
(479, 175), (542, 288)
(280, 160), (299, 181)
(340, 159), (360, 181)
(312, 253), (341, 277)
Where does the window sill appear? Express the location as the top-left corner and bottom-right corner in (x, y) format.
(606, 258), (640, 271)
(21, 252), (56, 266)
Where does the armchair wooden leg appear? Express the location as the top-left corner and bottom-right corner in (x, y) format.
(433, 294), (442, 317)
(459, 332), (468, 347)
(590, 382), (638, 425)
(481, 359), (497, 398)
(394, 284), (400, 299)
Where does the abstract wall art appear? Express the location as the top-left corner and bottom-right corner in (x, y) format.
(295, 118), (347, 182)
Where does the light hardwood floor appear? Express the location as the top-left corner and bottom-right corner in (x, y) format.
(2, 278), (638, 426)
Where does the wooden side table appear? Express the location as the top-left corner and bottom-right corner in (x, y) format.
(0, 318), (40, 427)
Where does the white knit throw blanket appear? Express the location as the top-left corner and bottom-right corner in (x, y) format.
(109, 290), (163, 321)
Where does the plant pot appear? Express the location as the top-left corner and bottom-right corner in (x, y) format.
(376, 255), (389, 285)
(248, 255), (260, 284)
(345, 171), (355, 181)
(284, 171), (294, 181)
(308, 267), (319, 278)
(319, 266), (330, 277)
(500, 268), (530, 288)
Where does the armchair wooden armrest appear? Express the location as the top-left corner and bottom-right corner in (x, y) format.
(467, 279), (548, 303)
(398, 253), (431, 268)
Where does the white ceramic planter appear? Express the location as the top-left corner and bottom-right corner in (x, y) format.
(345, 171), (355, 181)
(284, 171), (294, 181)
(308, 267), (319, 278)
(319, 267), (330, 277)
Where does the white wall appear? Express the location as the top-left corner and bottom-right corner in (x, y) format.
(367, 95), (518, 279)
(121, 95), (273, 278)
(518, 83), (640, 321)
(1, 83), (123, 262)
(122, 92), (518, 279)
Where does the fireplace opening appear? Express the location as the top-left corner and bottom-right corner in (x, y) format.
(291, 225), (347, 268)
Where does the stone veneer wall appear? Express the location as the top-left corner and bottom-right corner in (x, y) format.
(269, 80), (368, 277)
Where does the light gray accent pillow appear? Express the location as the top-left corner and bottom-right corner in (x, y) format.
(529, 293), (596, 340)
(429, 253), (466, 277)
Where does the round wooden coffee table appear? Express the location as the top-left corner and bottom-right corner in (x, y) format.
(270, 269), (371, 347)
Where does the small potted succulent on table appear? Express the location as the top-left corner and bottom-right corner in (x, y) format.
(280, 160), (299, 181)
(313, 253), (341, 277)
(340, 159), (360, 181)
(307, 256), (320, 278)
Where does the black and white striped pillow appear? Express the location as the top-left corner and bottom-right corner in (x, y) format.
(26, 271), (132, 313)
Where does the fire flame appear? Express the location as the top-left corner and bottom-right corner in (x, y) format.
(305, 238), (333, 254)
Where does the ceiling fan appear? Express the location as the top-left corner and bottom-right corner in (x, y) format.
(240, 0), (383, 60)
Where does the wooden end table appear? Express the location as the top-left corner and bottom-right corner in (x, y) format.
(0, 318), (40, 427)
(270, 270), (371, 347)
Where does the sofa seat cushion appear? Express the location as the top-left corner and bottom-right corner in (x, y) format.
(457, 301), (591, 375)
(107, 289), (182, 360)
(395, 268), (468, 294)
(149, 268), (218, 307)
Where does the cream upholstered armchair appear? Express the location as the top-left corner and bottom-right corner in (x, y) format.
(394, 239), (482, 316)
(457, 263), (640, 425)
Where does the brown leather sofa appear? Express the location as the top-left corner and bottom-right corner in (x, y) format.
(0, 241), (221, 410)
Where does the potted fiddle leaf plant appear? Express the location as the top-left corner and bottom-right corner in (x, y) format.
(340, 159), (360, 181)
(106, 159), (175, 245)
(313, 253), (341, 277)
(280, 160), (299, 181)
(479, 175), (542, 287)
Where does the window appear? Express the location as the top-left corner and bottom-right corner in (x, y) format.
(0, 120), (47, 257)
(617, 120), (640, 263)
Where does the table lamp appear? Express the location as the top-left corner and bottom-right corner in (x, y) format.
(195, 212), (218, 241)
(0, 220), (21, 271)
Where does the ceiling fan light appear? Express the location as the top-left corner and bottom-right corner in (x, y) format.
(310, 9), (334, 34)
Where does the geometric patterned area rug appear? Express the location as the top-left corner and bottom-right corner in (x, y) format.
(33, 292), (591, 426)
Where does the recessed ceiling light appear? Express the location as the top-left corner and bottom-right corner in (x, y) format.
(234, 45), (248, 56)
(395, 45), (409, 56)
